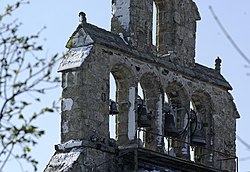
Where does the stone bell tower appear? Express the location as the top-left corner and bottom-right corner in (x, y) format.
(45, 0), (239, 171)
(111, 0), (200, 66)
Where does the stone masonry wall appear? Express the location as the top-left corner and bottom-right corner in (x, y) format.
(111, 0), (154, 51)
(112, 0), (201, 67)
(155, 0), (200, 67)
(45, 0), (238, 171)
(57, 42), (237, 171)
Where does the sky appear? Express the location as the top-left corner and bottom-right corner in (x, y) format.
(1, 0), (250, 172)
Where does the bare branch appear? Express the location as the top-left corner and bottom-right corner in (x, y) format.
(209, 6), (250, 65)
(237, 135), (250, 150)
(0, 143), (14, 171)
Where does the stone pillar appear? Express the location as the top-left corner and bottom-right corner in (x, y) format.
(215, 56), (222, 73)
(59, 46), (110, 144)
(61, 70), (85, 142)
(212, 91), (237, 171)
(117, 84), (137, 146)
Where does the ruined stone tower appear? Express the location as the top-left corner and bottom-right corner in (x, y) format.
(45, 0), (239, 171)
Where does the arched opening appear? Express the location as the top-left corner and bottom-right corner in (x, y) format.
(137, 83), (145, 147)
(165, 82), (190, 158)
(163, 93), (175, 156)
(110, 64), (136, 146)
(109, 73), (117, 140)
(152, 2), (157, 46)
(153, 0), (177, 56)
(140, 73), (163, 152)
(189, 100), (197, 162)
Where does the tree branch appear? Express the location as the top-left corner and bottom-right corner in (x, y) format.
(209, 6), (250, 65)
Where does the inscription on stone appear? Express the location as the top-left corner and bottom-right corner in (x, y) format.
(58, 45), (93, 71)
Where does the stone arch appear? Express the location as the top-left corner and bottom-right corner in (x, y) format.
(110, 63), (137, 146)
(191, 90), (214, 124)
(140, 72), (164, 152)
(111, 63), (135, 91)
(191, 90), (214, 165)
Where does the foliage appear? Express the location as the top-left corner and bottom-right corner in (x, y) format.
(0, 0), (61, 171)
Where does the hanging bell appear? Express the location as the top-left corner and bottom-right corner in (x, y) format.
(190, 110), (206, 146)
(138, 106), (151, 127)
(109, 99), (119, 115)
(190, 132), (206, 146)
(164, 105), (179, 137)
(137, 96), (151, 127)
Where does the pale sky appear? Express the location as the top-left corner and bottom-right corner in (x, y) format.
(1, 1), (250, 172)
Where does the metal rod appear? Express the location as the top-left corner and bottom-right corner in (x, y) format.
(136, 128), (238, 171)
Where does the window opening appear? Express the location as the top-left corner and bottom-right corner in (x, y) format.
(109, 73), (117, 140)
(137, 83), (145, 147)
(152, 2), (157, 46)
(163, 93), (176, 155)
(190, 101), (195, 161)
(189, 101), (207, 163)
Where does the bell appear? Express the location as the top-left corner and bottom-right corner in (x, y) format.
(164, 111), (179, 137)
(109, 99), (119, 115)
(138, 106), (151, 127)
(164, 103), (179, 137)
(190, 133), (206, 146)
(137, 96), (151, 127)
(190, 110), (206, 146)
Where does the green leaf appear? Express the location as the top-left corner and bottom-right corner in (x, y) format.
(33, 62), (40, 67)
(26, 63), (31, 69)
(23, 146), (31, 153)
(38, 130), (45, 136)
(44, 107), (54, 113)
(6, 5), (13, 14)
(36, 46), (43, 50)
(16, 2), (20, 8)
(13, 82), (24, 89)
(26, 125), (37, 134)
(23, 45), (30, 51)
(6, 127), (11, 131)
(18, 114), (24, 119)
(30, 113), (38, 121)
(21, 101), (29, 106)
(10, 98), (15, 105)
(13, 70), (19, 74)
(0, 134), (5, 139)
